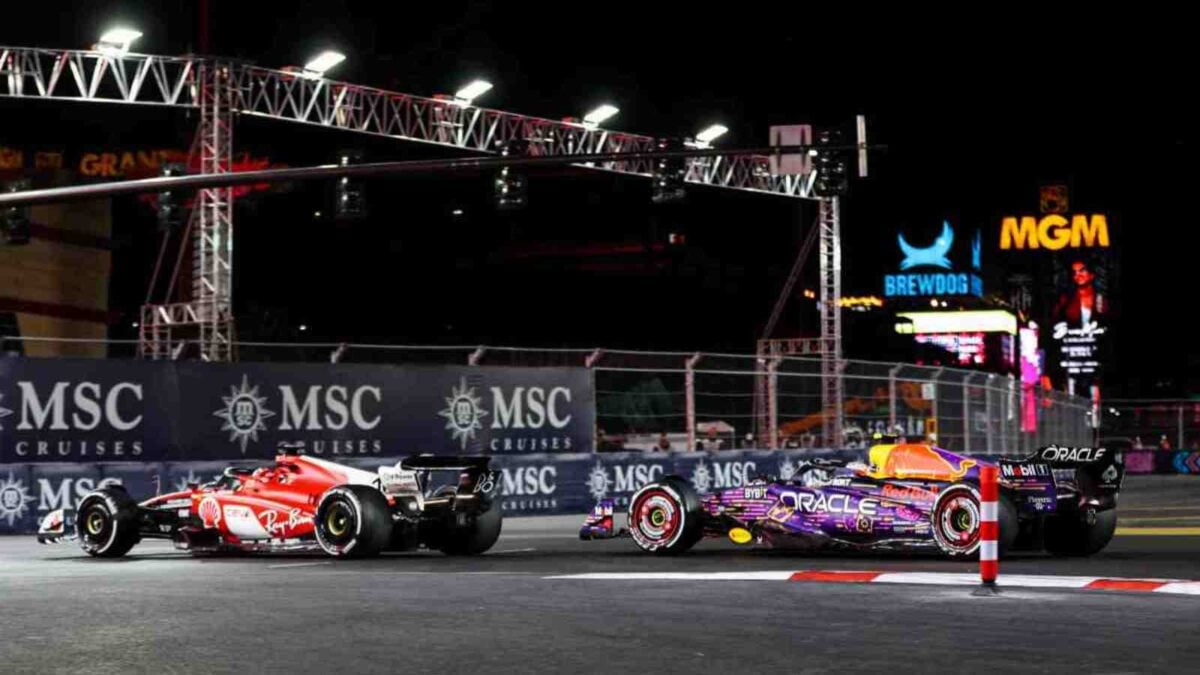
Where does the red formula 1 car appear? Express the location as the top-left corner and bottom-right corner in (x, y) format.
(37, 450), (502, 558)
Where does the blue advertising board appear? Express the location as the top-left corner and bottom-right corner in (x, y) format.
(0, 359), (595, 462)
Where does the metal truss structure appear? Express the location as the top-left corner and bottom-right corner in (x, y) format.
(0, 44), (842, 425)
(189, 61), (236, 361)
(0, 47), (816, 198)
(817, 197), (844, 446)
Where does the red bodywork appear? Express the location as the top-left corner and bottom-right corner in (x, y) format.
(143, 455), (377, 548)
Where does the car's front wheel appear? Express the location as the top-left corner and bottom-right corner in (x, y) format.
(931, 483), (1017, 559)
(76, 487), (140, 558)
(627, 477), (704, 555)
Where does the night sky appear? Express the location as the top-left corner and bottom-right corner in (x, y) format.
(1, 3), (1194, 396)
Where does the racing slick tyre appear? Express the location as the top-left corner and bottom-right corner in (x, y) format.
(930, 484), (1017, 559)
(438, 504), (503, 556)
(627, 476), (704, 555)
(315, 485), (392, 558)
(1043, 508), (1117, 557)
(76, 486), (140, 558)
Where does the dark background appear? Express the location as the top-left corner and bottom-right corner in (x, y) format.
(0, 2), (1193, 396)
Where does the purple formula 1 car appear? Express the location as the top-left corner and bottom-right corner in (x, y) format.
(581, 443), (1123, 559)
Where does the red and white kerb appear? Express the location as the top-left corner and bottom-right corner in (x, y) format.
(979, 465), (999, 585)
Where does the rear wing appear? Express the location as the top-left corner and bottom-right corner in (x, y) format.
(1021, 445), (1124, 496)
(400, 455), (492, 472)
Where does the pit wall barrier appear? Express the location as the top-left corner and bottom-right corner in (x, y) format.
(0, 448), (1009, 535)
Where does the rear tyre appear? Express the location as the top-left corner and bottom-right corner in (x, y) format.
(76, 486), (140, 558)
(1043, 508), (1117, 557)
(439, 505), (503, 556)
(315, 485), (392, 558)
(996, 495), (1018, 557)
(627, 476), (704, 555)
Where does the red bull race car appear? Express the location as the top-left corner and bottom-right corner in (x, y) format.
(581, 443), (1123, 559)
(37, 449), (502, 558)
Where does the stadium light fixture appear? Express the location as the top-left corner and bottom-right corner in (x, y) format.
(96, 27), (142, 55)
(454, 79), (493, 105)
(303, 50), (346, 78)
(582, 104), (620, 128)
(693, 124), (729, 147)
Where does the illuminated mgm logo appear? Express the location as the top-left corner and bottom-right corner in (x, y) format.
(1000, 214), (1110, 250)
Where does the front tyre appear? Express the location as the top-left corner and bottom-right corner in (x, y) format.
(627, 477), (703, 555)
(315, 485), (392, 558)
(76, 487), (140, 558)
(931, 484), (1017, 559)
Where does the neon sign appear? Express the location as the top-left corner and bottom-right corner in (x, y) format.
(884, 221), (983, 298)
(914, 332), (986, 365)
(899, 221), (953, 270)
(999, 214), (1110, 250)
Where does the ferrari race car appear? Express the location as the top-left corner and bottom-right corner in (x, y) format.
(581, 443), (1123, 559)
(37, 450), (503, 558)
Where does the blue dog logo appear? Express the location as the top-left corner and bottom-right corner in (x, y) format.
(898, 221), (954, 270)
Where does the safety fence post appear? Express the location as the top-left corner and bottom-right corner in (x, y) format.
(685, 353), (701, 453)
(767, 357), (781, 449)
(974, 464), (1000, 596)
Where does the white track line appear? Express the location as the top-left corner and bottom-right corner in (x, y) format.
(545, 570), (1200, 596)
(545, 572), (798, 581)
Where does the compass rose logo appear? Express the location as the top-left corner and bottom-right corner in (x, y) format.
(213, 375), (276, 453)
(438, 378), (488, 450)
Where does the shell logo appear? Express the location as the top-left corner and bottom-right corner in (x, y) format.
(197, 496), (221, 528)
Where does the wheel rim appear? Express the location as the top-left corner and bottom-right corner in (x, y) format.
(86, 511), (106, 536)
(935, 491), (980, 553)
(79, 503), (113, 548)
(631, 489), (682, 547)
(321, 499), (357, 546)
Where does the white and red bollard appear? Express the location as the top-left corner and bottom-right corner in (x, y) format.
(976, 464), (1000, 595)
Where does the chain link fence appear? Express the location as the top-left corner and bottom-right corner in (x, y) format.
(2, 336), (1094, 454)
(1102, 400), (1200, 450)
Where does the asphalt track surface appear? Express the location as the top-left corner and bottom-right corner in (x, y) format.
(2, 475), (1199, 673)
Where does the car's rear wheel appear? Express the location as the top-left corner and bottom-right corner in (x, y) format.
(627, 476), (703, 555)
(315, 485), (392, 558)
(76, 487), (140, 558)
(1043, 508), (1117, 557)
(439, 504), (503, 556)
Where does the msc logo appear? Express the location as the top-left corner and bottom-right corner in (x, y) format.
(1, 472), (36, 527)
(585, 462), (664, 501)
(439, 378), (575, 451)
(439, 379), (489, 450)
(0, 382), (143, 431)
(500, 466), (557, 497)
(690, 461), (757, 493)
(1000, 214), (1109, 250)
(213, 376), (276, 453)
(37, 477), (122, 513)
